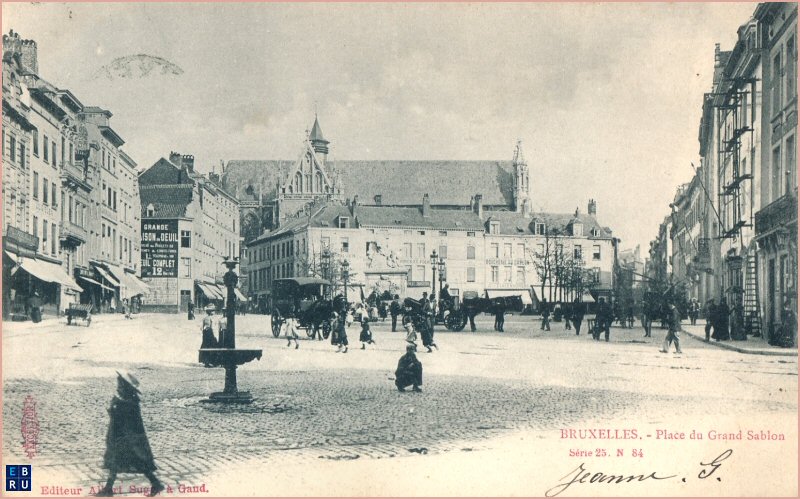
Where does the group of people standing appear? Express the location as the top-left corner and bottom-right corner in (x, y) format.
(703, 297), (733, 342)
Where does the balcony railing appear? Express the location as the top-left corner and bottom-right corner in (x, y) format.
(60, 221), (87, 247)
(755, 194), (797, 235)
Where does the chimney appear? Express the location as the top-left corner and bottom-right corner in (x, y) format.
(169, 151), (182, 167)
(522, 198), (531, 217)
(182, 154), (195, 173)
(350, 195), (359, 216)
(374, 194), (382, 206)
(588, 199), (597, 216)
(474, 194), (483, 219)
(422, 193), (431, 217)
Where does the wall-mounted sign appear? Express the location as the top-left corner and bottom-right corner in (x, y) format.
(141, 220), (178, 278)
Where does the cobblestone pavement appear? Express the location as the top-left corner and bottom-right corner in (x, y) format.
(3, 313), (797, 493)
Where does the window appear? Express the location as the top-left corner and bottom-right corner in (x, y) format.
(32, 130), (38, 156)
(9, 135), (16, 162)
(51, 225), (57, 253)
(69, 143), (73, 164)
(467, 246), (476, 259)
(51, 140), (56, 166)
(181, 257), (192, 278)
(181, 230), (191, 248)
(418, 230), (426, 236)
(338, 216), (349, 229)
(535, 223), (546, 235)
(404, 230), (413, 236)
(416, 265), (425, 282)
(773, 146), (782, 200)
(517, 243), (525, 259)
(68, 195), (74, 222)
(593, 245), (601, 260)
(32, 216), (38, 239)
(503, 243), (512, 258)
(516, 266), (525, 285)
(416, 243), (425, 258)
(773, 52), (783, 116)
(403, 242), (413, 258)
(146, 203), (155, 217)
(439, 245), (447, 259)
(491, 243), (499, 258)
(341, 237), (349, 253)
(51, 182), (57, 208)
(43, 135), (48, 162)
(591, 267), (600, 284)
(786, 135), (795, 196)
(42, 177), (49, 205)
(1, 130), (4, 156)
(489, 222), (499, 234)
(467, 231), (476, 237)
(438, 231), (447, 237)
(788, 35), (797, 100)
(321, 236), (330, 249)
(491, 266), (499, 283)
(113, 191), (117, 211)
(574, 245), (582, 260)
(536, 243), (544, 255)
(61, 136), (65, 165)
(467, 267), (476, 282)
(19, 143), (26, 168)
(504, 266), (512, 283)
(42, 220), (48, 253)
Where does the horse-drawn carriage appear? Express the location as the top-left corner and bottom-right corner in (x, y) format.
(404, 293), (525, 332)
(270, 277), (337, 338)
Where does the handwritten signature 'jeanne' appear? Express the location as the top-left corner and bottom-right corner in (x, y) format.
(545, 449), (733, 497)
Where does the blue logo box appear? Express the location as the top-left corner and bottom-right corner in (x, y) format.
(6, 465), (31, 491)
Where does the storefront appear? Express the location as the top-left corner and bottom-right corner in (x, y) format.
(3, 249), (82, 320)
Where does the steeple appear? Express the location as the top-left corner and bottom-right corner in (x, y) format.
(512, 139), (530, 213)
(309, 114), (329, 160)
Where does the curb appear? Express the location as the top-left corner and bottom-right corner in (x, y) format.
(682, 328), (797, 357)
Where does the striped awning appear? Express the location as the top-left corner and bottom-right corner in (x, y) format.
(78, 275), (115, 291)
(233, 288), (247, 301)
(93, 266), (119, 287)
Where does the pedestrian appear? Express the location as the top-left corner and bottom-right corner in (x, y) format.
(404, 321), (418, 351)
(187, 301), (195, 321)
(336, 312), (349, 353)
(626, 304), (635, 329)
(360, 321), (376, 349)
(422, 292), (435, 334)
(394, 344), (423, 392)
(540, 300), (551, 331)
(660, 302), (683, 354)
(730, 298), (746, 341)
(379, 301), (388, 322)
(94, 371), (164, 497)
(689, 298), (700, 326)
(563, 302), (572, 330)
(123, 299), (132, 320)
(776, 299), (797, 347)
(714, 297), (731, 341)
(494, 304), (505, 332)
(572, 298), (584, 336)
(285, 316), (300, 349)
(704, 298), (716, 341)
(200, 305), (219, 350)
(390, 295), (401, 332)
(29, 291), (43, 323)
(595, 297), (612, 341)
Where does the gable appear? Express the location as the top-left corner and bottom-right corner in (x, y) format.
(138, 158), (194, 187)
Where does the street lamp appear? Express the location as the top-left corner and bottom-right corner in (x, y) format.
(429, 250), (438, 298)
(437, 256), (446, 296)
(320, 248), (331, 298)
(341, 259), (350, 306)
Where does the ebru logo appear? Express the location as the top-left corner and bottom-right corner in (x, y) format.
(6, 465), (31, 492)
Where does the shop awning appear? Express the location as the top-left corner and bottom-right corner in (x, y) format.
(233, 288), (247, 301)
(17, 255), (83, 292)
(77, 275), (115, 291)
(579, 291), (596, 303)
(197, 283), (223, 300)
(105, 265), (149, 297)
(93, 266), (120, 288)
(486, 289), (533, 305)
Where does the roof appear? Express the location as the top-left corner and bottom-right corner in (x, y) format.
(221, 160), (293, 203)
(309, 116), (327, 143)
(329, 160), (514, 206)
(355, 205), (485, 230)
(140, 184), (193, 218)
(274, 277), (331, 287)
(489, 210), (612, 238)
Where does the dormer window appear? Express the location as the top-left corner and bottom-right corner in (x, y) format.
(572, 222), (583, 237)
(590, 227), (600, 237)
(337, 216), (349, 229)
(489, 221), (499, 235)
(146, 203), (155, 217)
(535, 222), (546, 235)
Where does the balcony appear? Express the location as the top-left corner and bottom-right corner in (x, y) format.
(60, 221), (87, 247)
(61, 163), (92, 193)
(755, 194), (797, 235)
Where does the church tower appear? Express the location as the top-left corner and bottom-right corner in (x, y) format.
(512, 139), (531, 214)
(309, 114), (329, 163)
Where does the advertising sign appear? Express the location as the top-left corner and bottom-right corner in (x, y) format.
(141, 220), (179, 277)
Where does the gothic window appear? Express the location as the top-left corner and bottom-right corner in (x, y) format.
(294, 172), (302, 193)
(315, 172), (323, 192)
(305, 174), (311, 192)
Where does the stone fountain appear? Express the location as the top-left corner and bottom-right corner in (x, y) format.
(199, 257), (262, 403)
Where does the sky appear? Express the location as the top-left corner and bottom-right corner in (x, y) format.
(2, 2), (757, 252)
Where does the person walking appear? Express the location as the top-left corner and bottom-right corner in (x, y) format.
(390, 295), (401, 332)
(28, 291), (42, 323)
(122, 299), (132, 320)
(572, 298), (584, 336)
(689, 298), (700, 326)
(94, 372), (164, 497)
(642, 298), (655, 338)
(563, 302), (572, 330)
(660, 302), (683, 354)
(200, 305), (218, 349)
(335, 312), (349, 353)
(595, 297), (612, 342)
(394, 344), (423, 392)
(359, 321), (376, 349)
(187, 301), (195, 321)
(704, 298), (716, 342)
(714, 297), (731, 341)
(494, 304), (505, 332)
(285, 316), (300, 349)
(540, 300), (551, 331)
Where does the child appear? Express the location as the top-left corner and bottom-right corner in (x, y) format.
(285, 316), (300, 349)
(360, 321), (376, 349)
(404, 321), (417, 351)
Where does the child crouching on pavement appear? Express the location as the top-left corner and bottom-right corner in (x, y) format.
(395, 344), (423, 392)
(360, 321), (376, 349)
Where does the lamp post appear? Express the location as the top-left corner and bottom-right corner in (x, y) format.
(342, 259), (350, 306)
(321, 248), (331, 299)
(429, 250), (438, 299)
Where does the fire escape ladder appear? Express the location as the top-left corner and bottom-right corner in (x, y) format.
(743, 253), (762, 337)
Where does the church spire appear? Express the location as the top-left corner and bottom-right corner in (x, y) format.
(309, 114), (329, 159)
(513, 139), (530, 214)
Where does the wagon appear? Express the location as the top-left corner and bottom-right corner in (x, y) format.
(66, 303), (93, 326)
(270, 277), (335, 338)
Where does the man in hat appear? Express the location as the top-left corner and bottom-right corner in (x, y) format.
(200, 305), (218, 349)
(187, 301), (195, 321)
(95, 372), (164, 497)
(394, 344), (423, 392)
(660, 302), (683, 354)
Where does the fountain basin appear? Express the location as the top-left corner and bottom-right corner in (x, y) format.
(198, 348), (263, 367)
